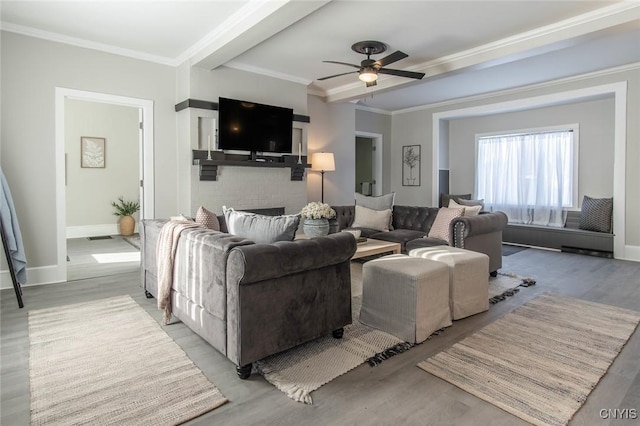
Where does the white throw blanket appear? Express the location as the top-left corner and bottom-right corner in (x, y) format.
(156, 220), (200, 324)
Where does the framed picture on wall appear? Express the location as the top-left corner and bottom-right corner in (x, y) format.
(402, 145), (420, 186)
(81, 137), (106, 168)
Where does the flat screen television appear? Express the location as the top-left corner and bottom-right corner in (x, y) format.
(218, 97), (293, 155)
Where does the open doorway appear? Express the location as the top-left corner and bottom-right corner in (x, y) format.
(354, 132), (383, 196)
(55, 88), (155, 283)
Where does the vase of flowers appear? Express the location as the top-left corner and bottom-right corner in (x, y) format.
(300, 202), (336, 238)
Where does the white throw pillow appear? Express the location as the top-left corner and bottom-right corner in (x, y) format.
(351, 205), (392, 232)
(448, 199), (481, 216)
(222, 206), (300, 244)
(427, 207), (464, 243)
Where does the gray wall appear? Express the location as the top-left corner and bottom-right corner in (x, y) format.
(389, 66), (640, 248)
(307, 95), (355, 205)
(1, 31), (176, 277)
(448, 97), (615, 205)
(65, 99), (140, 230)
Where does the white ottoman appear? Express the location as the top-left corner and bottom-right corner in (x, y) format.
(360, 254), (452, 344)
(408, 246), (489, 320)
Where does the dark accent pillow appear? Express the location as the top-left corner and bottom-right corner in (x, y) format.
(439, 193), (471, 208)
(579, 196), (613, 233)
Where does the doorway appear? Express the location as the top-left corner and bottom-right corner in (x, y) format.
(55, 88), (155, 283)
(354, 132), (383, 196)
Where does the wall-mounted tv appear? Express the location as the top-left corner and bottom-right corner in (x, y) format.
(218, 97), (293, 154)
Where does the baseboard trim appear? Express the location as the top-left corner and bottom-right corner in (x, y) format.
(621, 245), (640, 262)
(0, 264), (65, 290)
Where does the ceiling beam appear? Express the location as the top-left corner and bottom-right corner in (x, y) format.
(186, 0), (331, 70)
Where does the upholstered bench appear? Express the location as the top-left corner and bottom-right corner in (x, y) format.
(408, 246), (489, 320)
(359, 254), (452, 344)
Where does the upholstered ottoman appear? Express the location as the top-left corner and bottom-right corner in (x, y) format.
(408, 246), (489, 320)
(359, 254), (452, 344)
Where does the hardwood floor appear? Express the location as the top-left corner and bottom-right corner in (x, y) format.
(66, 235), (140, 281)
(2, 248), (639, 425)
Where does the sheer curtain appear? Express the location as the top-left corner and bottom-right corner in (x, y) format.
(475, 130), (573, 227)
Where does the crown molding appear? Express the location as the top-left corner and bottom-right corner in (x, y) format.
(0, 22), (176, 66)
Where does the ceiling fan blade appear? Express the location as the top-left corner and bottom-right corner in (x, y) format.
(366, 80), (377, 88)
(378, 68), (425, 79)
(375, 50), (408, 67)
(322, 60), (361, 69)
(317, 71), (357, 81)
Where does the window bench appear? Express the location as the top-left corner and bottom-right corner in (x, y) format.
(502, 211), (613, 257)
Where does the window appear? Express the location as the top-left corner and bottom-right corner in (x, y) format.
(475, 125), (578, 227)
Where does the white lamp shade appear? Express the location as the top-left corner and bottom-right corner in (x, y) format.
(310, 152), (335, 172)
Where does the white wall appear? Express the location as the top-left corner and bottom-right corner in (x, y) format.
(65, 99), (140, 235)
(1, 31), (176, 286)
(447, 97), (615, 203)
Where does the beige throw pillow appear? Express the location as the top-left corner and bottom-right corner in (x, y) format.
(427, 207), (464, 243)
(448, 199), (481, 216)
(351, 205), (392, 232)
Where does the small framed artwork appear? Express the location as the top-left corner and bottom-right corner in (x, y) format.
(81, 137), (106, 168)
(402, 145), (421, 186)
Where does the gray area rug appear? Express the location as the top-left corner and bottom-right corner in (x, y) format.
(258, 269), (535, 405)
(29, 295), (227, 425)
(256, 297), (409, 404)
(418, 293), (640, 426)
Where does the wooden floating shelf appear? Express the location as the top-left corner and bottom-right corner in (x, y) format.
(192, 150), (310, 181)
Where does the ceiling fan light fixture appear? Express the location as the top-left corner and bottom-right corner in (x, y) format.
(358, 68), (378, 83)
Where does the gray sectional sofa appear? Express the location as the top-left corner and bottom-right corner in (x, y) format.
(140, 218), (357, 378)
(331, 205), (508, 275)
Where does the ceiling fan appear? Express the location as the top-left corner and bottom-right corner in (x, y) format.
(318, 40), (425, 87)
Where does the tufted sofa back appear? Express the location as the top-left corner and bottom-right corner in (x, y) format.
(331, 205), (439, 232)
(392, 205), (439, 232)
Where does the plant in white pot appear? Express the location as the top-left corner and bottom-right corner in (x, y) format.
(111, 196), (140, 236)
(300, 201), (336, 238)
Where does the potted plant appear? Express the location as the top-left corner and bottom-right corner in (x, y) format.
(300, 201), (336, 238)
(111, 196), (140, 236)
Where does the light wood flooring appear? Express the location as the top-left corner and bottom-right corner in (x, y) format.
(66, 235), (140, 281)
(2, 248), (639, 425)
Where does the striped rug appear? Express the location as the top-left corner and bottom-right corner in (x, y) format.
(418, 293), (640, 426)
(29, 295), (227, 425)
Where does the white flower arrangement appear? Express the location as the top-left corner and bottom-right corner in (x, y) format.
(300, 202), (336, 219)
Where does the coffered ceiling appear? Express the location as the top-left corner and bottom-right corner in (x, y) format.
(2, 0), (638, 111)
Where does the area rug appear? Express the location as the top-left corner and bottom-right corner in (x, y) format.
(488, 272), (535, 304)
(256, 297), (410, 404)
(29, 295), (227, 425)
(418, 293), (640, 426)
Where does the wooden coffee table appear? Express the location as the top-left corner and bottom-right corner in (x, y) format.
(352, 238), (401, 260)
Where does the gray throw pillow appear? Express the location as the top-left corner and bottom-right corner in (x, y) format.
(355, 192), (395, 229)
(439, 193), (471, 208)
(579, 196), (613, 233)
(223, 206), (300, 243)
(354, 192), (395, 211)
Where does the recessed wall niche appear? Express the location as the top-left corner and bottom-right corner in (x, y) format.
(198, 117), (216, 151)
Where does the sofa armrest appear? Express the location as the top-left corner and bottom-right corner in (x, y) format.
(451, 211), (508, 242)
(227, 232), (357, 284)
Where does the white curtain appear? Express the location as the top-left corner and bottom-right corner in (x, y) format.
(476, 130), (573, 227)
